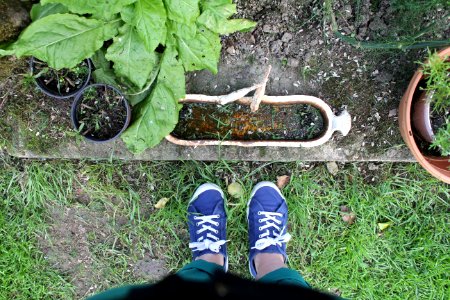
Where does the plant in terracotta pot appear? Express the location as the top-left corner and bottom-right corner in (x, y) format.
(399, 47), (450, 184)
(416, 52), (450, 157)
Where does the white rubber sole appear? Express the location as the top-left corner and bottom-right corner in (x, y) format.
(189, 183), (224, 204)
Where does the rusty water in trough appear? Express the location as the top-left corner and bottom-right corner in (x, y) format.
(172, 103), (325, 141)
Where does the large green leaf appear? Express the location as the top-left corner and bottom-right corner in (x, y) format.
(121, 84), (178, 153)
(91, 49), (118, 86)
(200, 0), (235, 16)
(176, 26), (221, 73)
(40, 0), (93, 14)
(93, 68), (118, 86)
(157, 46), (186, 100)
(126, 62), (160, 106)
(197, 1), (256, 34)
(12, 14), (120, 69)
(164, 0), (200, 24)
(0, 49), (13, 56)
(30, 3), (69, 21)
(106, 25), (159, 89)
(41, 0), (137, 19)
(122, 47), (185, 153)
(97, 0), (138, 19)
(120, 4), (135, 23)
(132, 0), (167, 52)
(91, 49), (110, 70)
(214, 19), (257, 34)
(168, 20), (197, 39)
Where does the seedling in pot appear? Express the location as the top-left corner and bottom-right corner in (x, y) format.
(31, 58), (91, 98)
(73, 84), (130, 142)
(420, 51), (450, 156)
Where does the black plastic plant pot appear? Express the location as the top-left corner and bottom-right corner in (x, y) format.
(71, 84), (131, 143)
(30, 57), (92, 99)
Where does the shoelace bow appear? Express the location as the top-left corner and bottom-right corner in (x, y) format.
(189, 214), (228, 253)
(252, 211), (291, 250)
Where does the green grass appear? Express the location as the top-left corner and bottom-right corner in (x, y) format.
(0, 160), (75, 299)
(0, 158), (449, 299)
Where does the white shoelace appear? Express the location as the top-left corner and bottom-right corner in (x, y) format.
(252, 211), (291, 250)
(189, 214), (228, 253)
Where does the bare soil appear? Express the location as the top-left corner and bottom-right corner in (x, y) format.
(133, 256), (168, 282)
(38, 203), (169, 298)
(38, 205), (112, 298)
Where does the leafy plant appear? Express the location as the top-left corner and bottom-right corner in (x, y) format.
(0, 0), (256, 153)
(421, 51), (450, 156)
(33, 59), (90, 94)
(421, 52), (450, 113)
(430, 120), (450, 156)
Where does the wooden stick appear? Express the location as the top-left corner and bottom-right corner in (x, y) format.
(183, 84), (261, 105)
(251, 65), (272, 112)
(181, 66), (272, 106)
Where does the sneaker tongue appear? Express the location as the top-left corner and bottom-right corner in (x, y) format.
(189, 190), (223, 214)
(265, 201), (283, 214)
(254, 188), (285, 213)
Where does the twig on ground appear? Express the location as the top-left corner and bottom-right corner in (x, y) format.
(0, 93), (10, 111)
(251, 65), (272, 112)
(185, 84), (262, 105)
(0, 76), (17, 111)
(183, 66), (272, 106)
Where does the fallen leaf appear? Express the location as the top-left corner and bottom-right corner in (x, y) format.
(340, 205), (349, 212)
(330, 288), (342, 297)
(378, 221), (393, 231)
(226, 46), (236, 55)
(342, 212), (356, 224)
(154, 198), (170, 209)
(276, 175), (291, 189)
(326, 162), (339, 176)
(227, 182), (244, 199)
(368, 163), (379, 171)
(388, 108), (397, 117)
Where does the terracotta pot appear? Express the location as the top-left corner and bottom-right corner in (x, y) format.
(399, 47), (450, 184)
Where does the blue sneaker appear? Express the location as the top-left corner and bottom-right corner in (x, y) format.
(247, 181), (291, 278)
(188, 183), (228, 271)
